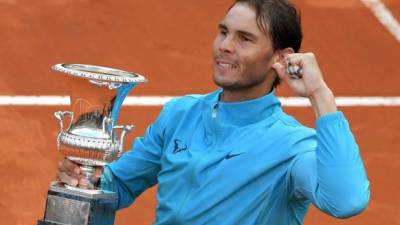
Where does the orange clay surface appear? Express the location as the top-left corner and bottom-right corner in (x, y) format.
(0, 0), (400, 224)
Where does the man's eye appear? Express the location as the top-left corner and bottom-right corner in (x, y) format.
(220, 30), (228, 36)
(240, 35), (251, 42)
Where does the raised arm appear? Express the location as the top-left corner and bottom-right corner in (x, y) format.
(289, 112), (370, 217)
(273, 52), (370, 217)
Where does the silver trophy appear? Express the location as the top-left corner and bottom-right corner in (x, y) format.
(38, 64), (146, 225)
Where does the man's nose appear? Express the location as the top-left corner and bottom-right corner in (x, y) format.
(218, 36), (235, 53)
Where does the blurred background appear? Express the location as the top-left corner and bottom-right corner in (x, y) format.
(0, 0), (399, 224)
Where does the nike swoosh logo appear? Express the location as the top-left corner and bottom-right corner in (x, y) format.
(225, 152), (244, 160)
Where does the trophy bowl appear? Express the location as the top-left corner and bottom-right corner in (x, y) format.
(52, 63), (146, 192)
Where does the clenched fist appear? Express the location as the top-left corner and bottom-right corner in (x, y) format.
(272, 52), (337, 117)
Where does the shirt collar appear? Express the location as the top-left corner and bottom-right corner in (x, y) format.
(205, 89), (282, 127)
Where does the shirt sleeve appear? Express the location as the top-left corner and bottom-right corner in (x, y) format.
(100, 102), (172, 210)
(290, 111), (370, 218)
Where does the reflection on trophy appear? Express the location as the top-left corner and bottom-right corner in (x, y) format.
(38, 64), (146, 225)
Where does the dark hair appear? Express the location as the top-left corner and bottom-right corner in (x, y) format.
(232, 0), (303, 88)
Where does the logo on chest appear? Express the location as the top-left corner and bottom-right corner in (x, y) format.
(225, 152), (244, 160)
(173, 139), (188, 154)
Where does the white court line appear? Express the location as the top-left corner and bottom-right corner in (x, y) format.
(361, 0), (400, 42)
(0, 95), (400, 107)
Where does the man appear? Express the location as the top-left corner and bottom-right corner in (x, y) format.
(58, 0), (370, 224)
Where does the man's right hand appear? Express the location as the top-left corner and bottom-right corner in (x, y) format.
(56, 158), (103, 189)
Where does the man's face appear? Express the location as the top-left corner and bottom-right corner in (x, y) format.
(213, 3), (277, 91)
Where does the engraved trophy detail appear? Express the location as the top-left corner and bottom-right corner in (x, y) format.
(38, 64), (146, 225)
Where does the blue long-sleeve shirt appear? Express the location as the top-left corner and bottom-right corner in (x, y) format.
(102, 89), (370, 225)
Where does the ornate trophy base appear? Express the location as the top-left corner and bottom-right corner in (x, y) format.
(37, 184), (117, 225)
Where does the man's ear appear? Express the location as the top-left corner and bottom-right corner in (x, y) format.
(279, 47), (295, 63)
(271, 47), (295, 80)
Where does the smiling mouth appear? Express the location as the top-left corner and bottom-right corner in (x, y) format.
(216, 61), (237, 70)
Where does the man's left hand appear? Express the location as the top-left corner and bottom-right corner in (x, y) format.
(272, 52), (337, 117)
(272, 52), (328, 98)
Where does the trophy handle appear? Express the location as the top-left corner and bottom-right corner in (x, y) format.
(54, 111), (74, 150)
(102, 117), (114, 136)
(113, 125), (135, 157)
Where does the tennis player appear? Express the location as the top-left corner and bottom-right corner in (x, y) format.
(58, 0), (370, 224)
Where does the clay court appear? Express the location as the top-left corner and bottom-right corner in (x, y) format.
(1, 0), (399, 224)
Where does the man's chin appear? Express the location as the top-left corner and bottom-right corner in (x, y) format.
(213, 77), (240, 91)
